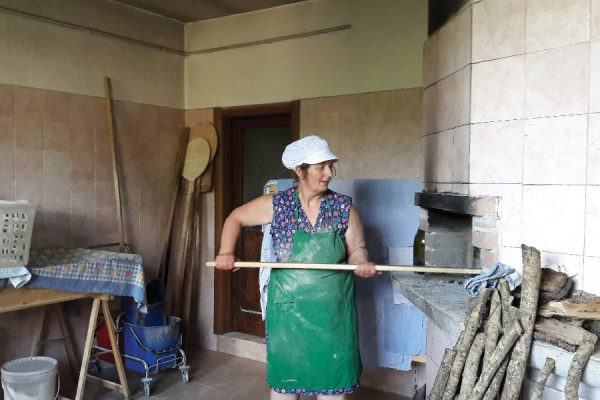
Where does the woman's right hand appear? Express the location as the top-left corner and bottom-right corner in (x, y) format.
(215, 253), (238, 271)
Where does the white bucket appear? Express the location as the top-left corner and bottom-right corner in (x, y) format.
(1, 357), (59, 400)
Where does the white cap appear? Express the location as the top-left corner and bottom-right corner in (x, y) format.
(281, 135), (338, 170)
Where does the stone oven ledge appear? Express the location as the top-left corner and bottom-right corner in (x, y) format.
(392, 273), (600, 397)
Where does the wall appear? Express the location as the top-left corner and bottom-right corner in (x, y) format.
(0, 4), (184, 108)
(185, 0), (427, 108)
(423, 0), (600, 295)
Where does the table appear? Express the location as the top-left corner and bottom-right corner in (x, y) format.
(1, 248), (147, 399)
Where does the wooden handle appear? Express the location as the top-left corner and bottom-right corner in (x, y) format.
(206, 261), (480, 275)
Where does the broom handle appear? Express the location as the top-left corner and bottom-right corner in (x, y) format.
(206, 261), (480, 275)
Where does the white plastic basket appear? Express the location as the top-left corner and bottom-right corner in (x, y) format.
(0, 201), (36, 269)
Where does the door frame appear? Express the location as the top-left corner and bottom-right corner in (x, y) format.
(213, 101), (300, 334)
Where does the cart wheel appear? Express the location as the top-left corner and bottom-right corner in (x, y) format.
(144, 383), (150, 398)
(88, 361), (100, 375)
(181, 369), (189, 383)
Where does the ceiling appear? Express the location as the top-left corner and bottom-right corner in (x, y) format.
(112, 0), (306, 22)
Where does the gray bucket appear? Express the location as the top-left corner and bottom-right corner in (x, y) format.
(1, 357), (59, 400)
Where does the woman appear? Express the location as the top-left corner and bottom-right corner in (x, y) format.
(216, 135), (378, 400)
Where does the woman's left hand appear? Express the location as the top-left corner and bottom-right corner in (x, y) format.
(354, 262), (380, 278)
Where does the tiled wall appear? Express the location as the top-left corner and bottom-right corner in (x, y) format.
(0, 84), (185, 279)
(423, 0), (600, 294)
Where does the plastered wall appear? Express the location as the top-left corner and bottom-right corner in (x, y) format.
(185, 0), (427, 109)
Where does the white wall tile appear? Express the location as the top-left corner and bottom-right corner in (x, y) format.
(525, 43), (590, 118)
(426, 319), (457, 366)
(453, 125), (470, 183)
(589, 114), (600, 184)
(500, 245), (524, 273)
(471, 55), (525, 123)
(470, 120), (524, 183)
(589, 41), (600, 113)
(471, 184), (523, 247)
(593, 0), (600, 40)
(437, 67), (471, 133)
(435, 129), (454, 183)
(472, 0), (525, 62)
(585, 186), (600, 257)
(523, 115), (588, 184)
(522, 185), (585, 254)
(583, 256), (600, 295)
(526, 0), (590, 52)
(540, 251), (584, 290)
(438, 8), (472, 80)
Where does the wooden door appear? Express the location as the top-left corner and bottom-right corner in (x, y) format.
(230, 115), (291, 336)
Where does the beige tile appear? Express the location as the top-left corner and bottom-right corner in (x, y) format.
(0, 116), (15, 149)
(96, 207), (117, 235)
(540, 252), (584, 290)
(470, 120), (524, 183)
(71, 180), (95, 209)
(472, 0), (525, 62)
(589, 41), (600, 113)
(40, 209), (71, 245)
(585, 186), (600, 257)
(95, 148), (113, 181)
(525, 43), (589, 118)
(44, 179), (70, 212)
(593, 0), (600, 40)
(437, 67), (471, 132)
(422, 84), (438, 135)
(453, 125), (470, 183)
(70, 207), (96, 237)
(583, 256), (600, 295)
(588, 114), (600, 184)
(523, 115), (587, 184)
(71, 151), (95, 181)
(0, 179), (15, 200)
(423, 33), (439, 87)
(44, 150), (70, 181)
(95, 180), (116, 208)
(70, 118), (96, 153)
(526, 0), (590, 52)
(184, 108), (212, 128)
(15, 149), (43, 180)
(434, 130), (454, 183)
(43, 120), (70, 151)
(471, 184), (523, 247)
(471, 55), (525, 123)
(438, 8), (472, 80)
(15, 179), (43, 206)
(44, 91), (69, 123)
(522, 184), (585, 254)
(0, 147), (15, 183)
(0, 84), (14, 118)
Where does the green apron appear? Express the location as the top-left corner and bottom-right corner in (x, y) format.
(266, 195), (361, 392)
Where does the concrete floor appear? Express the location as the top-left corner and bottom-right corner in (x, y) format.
(81, 347), (410, 399)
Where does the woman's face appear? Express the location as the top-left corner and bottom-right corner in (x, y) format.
(297, 160), (336, 192)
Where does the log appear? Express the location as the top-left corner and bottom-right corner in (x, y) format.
(565, 331), (598, 400)
(468, 318), (523, 400)
(540, 279), (573, 301)
(441, 288), (491, 400)
(458, 332), (486, 399)
(534, 317), (588, 351)
(483, 290), (502, 366)
(531, 357), (555, 400)
(538, 298), (600, 320)
(427, 348), (456, 400)
(540, 268), (568, 294)
(500, 244), (542, 400)
(498, 279), (512, 328)
(482, 357), (509, 400)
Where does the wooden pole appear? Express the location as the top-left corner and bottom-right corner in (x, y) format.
(205, 261), (481, 274)
(103, 77), (125, 253)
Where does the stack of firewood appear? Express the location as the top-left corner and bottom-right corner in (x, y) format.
(428, 245), (599, 400)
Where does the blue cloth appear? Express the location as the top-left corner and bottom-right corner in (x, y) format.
(464, 262), (522, 297)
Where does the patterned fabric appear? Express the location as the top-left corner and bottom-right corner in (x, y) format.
(269, 187), (355, 396)
(21, 248), (146, 305)
(270, 187), (351, 263)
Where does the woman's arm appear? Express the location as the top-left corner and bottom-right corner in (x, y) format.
(345, 206), (379, 278)
(215, 194), (273, 270)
